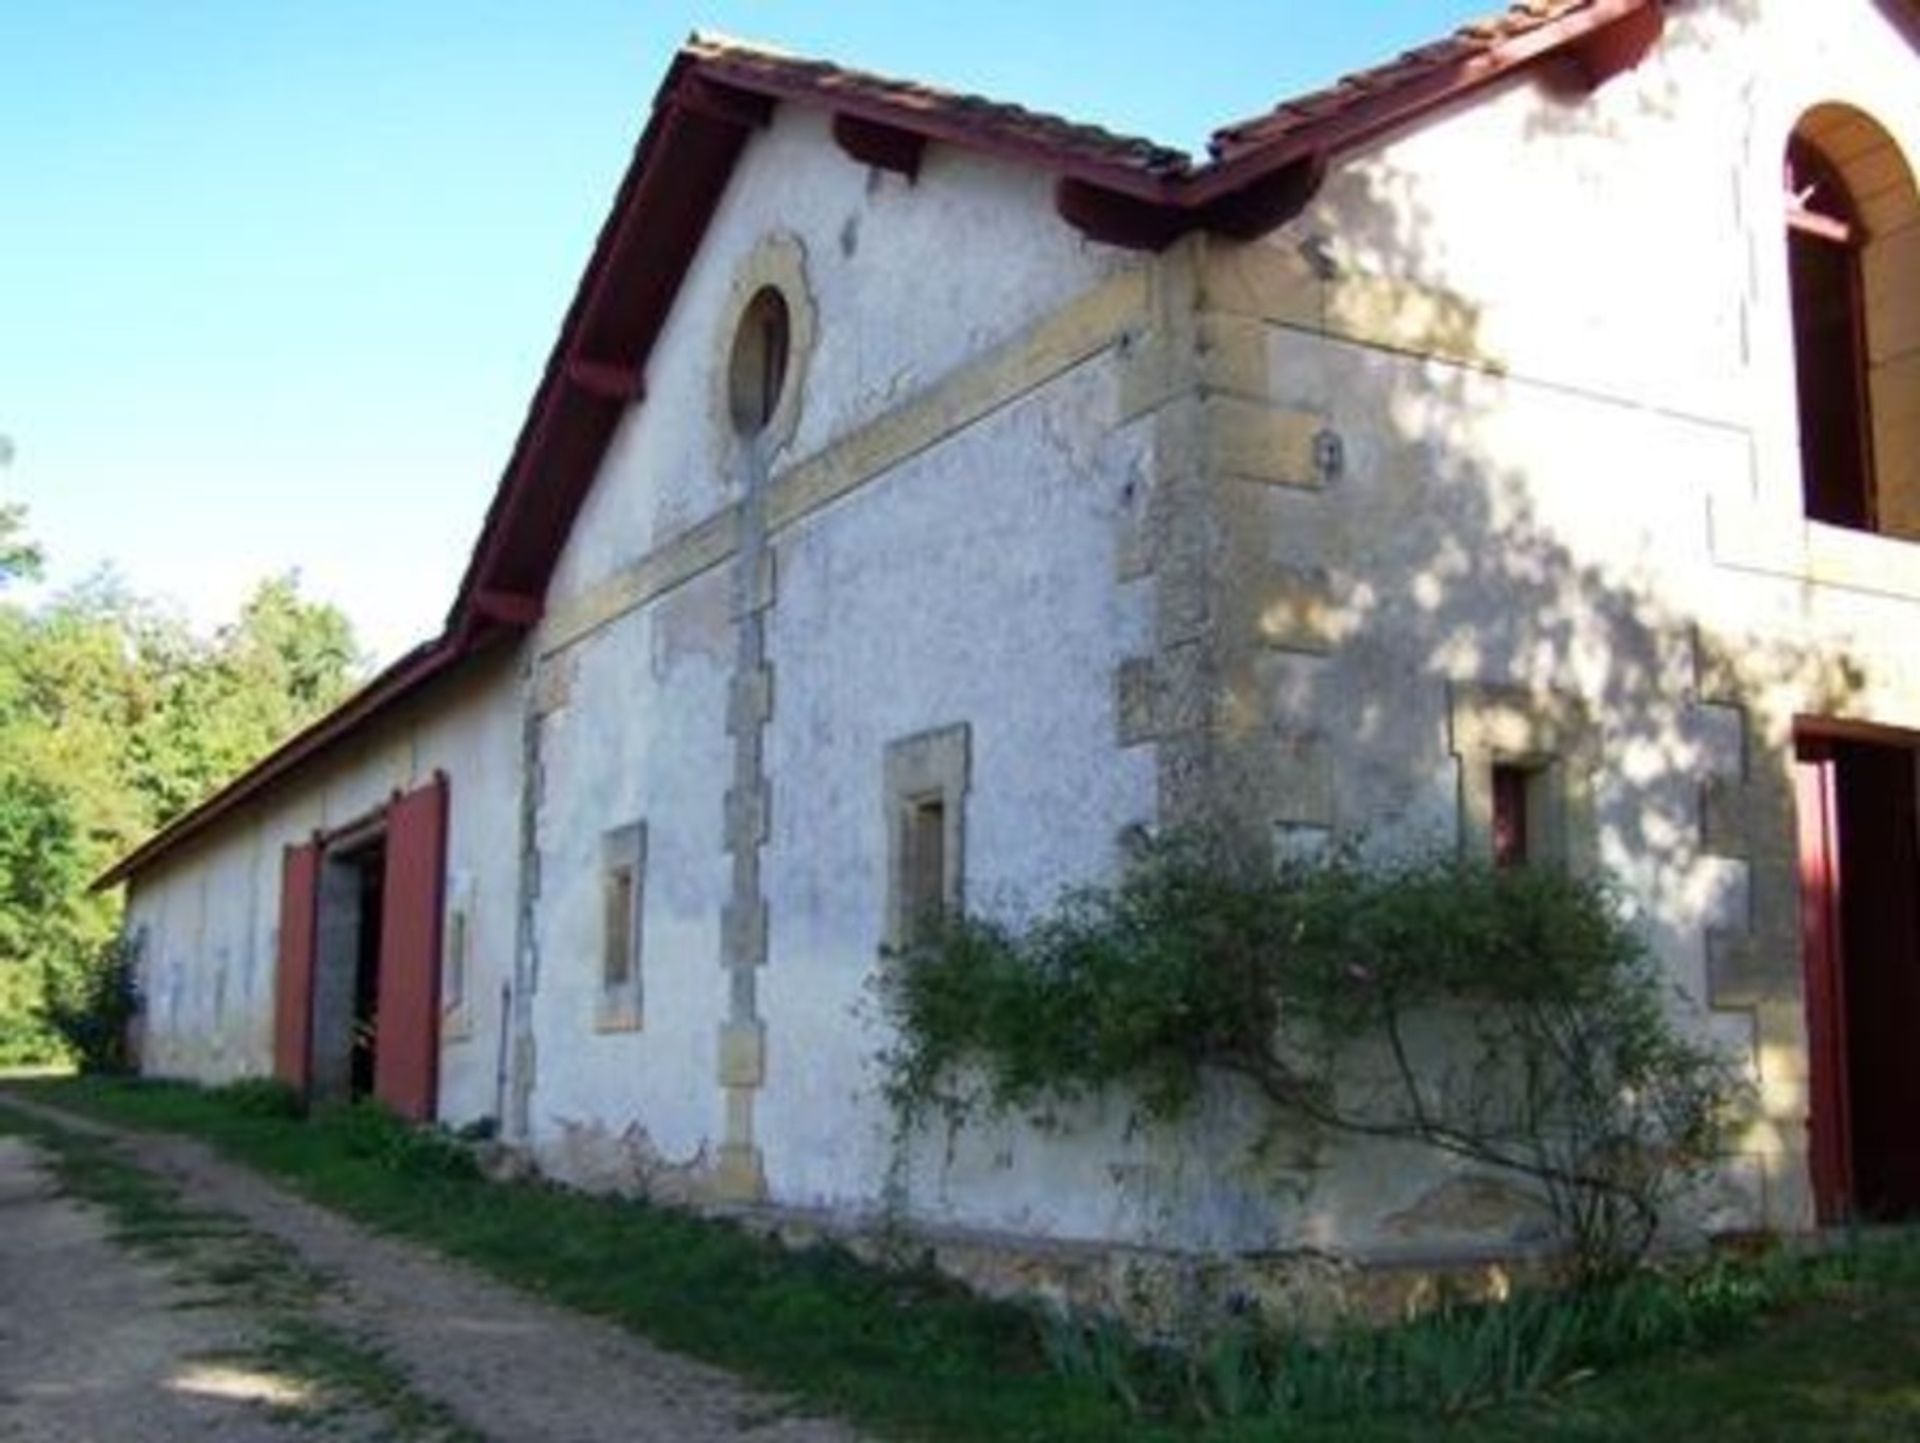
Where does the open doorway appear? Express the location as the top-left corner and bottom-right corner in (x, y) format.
(273, 774), (448, 1121)
(1795, 728), (1920, 1223)
(312, 832), (387, 1104)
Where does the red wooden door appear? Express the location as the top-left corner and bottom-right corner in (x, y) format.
(374, 775), (448, 1122)
(273, 841), (322, 1091)
(1794, 744), (1854, 1224)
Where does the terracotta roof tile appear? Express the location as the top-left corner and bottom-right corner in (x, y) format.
(686, 33), (1193, 180)
(1209, 0), (1601, 160)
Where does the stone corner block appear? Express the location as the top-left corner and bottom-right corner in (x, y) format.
(711, 1143), (767, 1204)
(718, 1021), (767, 1090)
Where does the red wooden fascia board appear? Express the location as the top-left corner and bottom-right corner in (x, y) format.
(1049, 1), (1661, 249)
(452, 87), (757, 624)
(564, 358), (646, 403)
(832, 112), (925, 180)
(690, 53), (1189, 201)
(1190, 0), (1663, 205)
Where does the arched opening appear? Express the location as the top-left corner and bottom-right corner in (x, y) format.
(727, 286), (791, 437)
(1785, 106), (1920, 539)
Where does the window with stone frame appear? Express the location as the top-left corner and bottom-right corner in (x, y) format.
(1450, 683), (1596, 873)
(598, 822), (646, 1031)
(441, 871), (475, 1042)
(883, 724), (970, 950)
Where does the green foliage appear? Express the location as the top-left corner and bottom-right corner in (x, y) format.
(21, 1077), (1920, 1443)
(212, 1077), (309, 1119)
(0, 506), (364, 1065)
(0, 502), (43, 587)
(321, 1100), (481, 1180)
(884, 834), (1746, 1282)
(43, 930), (142, 1072)
(1043, 1235), (1920, 1431)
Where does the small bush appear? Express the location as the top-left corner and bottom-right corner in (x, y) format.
(884, 834), (1747, 1282)
(42, 931), (142, 1074)
(213, 1077), (307, 1119)
(315, 1099), (480, 1180)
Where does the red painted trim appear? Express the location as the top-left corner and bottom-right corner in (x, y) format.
(832, 112), (924, 179)
(1201, 0), (1658, 193)
(691, 52), (1188, 199)
(672, 74), (776, 131)
(1551, 2), (1665, 93)
(564, 358), (645, 403)
(374, 773), (448, 1122)
(1795, 715), (1920, 750)
(471, 589), (544, 627)
(1053, 176), (1192, 251)
(1795, 743), (1855, 1223)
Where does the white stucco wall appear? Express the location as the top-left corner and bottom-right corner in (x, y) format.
(1194, 0), (1920, 1252)
(523, 103), (1160, 1228)
(126, 650), (525, 1124)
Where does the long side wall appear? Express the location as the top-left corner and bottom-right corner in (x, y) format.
(127, 649), (525, 1124)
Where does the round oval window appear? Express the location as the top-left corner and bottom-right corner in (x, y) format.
(728, 286), (791, 436)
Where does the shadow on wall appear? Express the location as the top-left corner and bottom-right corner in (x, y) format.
(1204, 27), (1870, 1248)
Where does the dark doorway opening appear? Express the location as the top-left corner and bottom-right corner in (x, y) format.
(349, 842), (385, 1100)
(313, 833), (387, 1104)
(1796, 730), (1920, 1223)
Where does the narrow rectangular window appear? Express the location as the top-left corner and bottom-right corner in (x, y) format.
(445, 911), (469, 1009)
(1492, 763), (1531, 869)
(903, 795), (947, 944)
(598, 822), (646, 1031)
(603, 864), (636, 988)
(441, 872), (475, 1042)
(883, 725), (970, 952)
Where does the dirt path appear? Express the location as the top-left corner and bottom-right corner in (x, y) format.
(0, 1097), (866, 1443)
(0, 1132), (321, 1443)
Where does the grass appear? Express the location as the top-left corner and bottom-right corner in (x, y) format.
(7, 1076), (1920, 1442)
(0, 1100), (478, 1440)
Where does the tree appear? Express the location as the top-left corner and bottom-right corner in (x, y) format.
(0, 509), (366, 1066)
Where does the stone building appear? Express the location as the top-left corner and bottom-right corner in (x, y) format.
(106, 0), (1920, 1304)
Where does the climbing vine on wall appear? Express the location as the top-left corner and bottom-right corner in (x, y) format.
(881, 834), (1747, 1283)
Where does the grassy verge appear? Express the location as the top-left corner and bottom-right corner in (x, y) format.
(9, 1076), (1920, 1442)
(0, 1100), (477, 1440)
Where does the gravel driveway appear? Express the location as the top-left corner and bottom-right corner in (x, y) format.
(0, 1098), (867, 1443)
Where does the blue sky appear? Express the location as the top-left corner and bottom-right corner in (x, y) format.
(2, 2), (1490, 661)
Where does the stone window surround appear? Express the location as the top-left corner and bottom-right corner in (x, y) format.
(597, 821), (647, 1033)
(1448, 682), (1598, 872)
(711, 232), (817, 462)
(883, 723), (971, 951)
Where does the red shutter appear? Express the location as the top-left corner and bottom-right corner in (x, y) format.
(1794, 745), (1853, 1224)
(374, 774), (449, 1122)
(273, 841), (321, 1091)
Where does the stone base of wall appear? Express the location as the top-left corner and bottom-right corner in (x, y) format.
(492, 1134), (1577, 1335)
(724, 1206), (1563, 1337)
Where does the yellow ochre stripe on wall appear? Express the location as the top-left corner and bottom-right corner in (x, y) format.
(538, 266), (1151, 657)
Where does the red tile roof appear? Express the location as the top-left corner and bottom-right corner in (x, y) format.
(1211, 1), (1615, 159)
(687, 34), (1193, 184)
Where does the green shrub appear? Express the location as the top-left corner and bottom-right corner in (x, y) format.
(42, 930), (142, 1074)
(884, 834), (1747, 1283)
(212, 1077), (307, 1119)
(315, 1099), (480, 1180)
